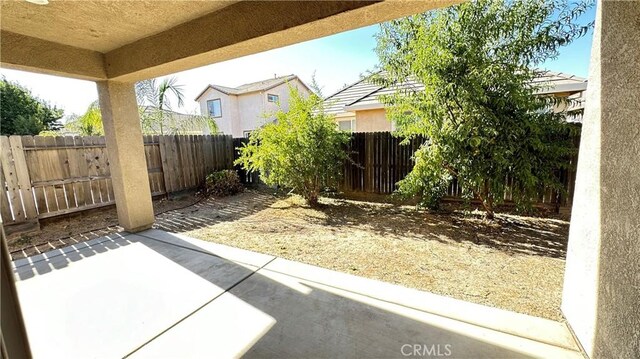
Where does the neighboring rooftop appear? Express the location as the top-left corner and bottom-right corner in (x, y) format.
(325, 70), (588, 117)
(140, 105), (192, 117)
(531, 71), (588, 95)
(195, 75), (308, 100)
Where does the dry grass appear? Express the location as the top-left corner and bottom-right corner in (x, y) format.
(156, 190), (568, 321)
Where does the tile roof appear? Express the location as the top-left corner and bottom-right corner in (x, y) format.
(531, 71), (588, 95)
(323, 77), (383, 115)
(324, 70), (587, 117)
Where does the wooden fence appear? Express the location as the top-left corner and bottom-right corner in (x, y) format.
(342, 132), (423, 194)
(1, 131), (578, 233)
(341, 132), (579, 210)
(1, 135), (233, 232)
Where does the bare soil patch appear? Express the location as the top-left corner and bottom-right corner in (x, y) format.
(156, 190), (568, 320)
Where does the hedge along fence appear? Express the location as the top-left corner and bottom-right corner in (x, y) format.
(341, 132), (580, 212)
(0, 135), (233, 234)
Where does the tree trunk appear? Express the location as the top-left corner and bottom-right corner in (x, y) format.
(306, 180), (320, 207)
(483, 200), (495, 220)
(307, 193), (319, 207)
(476, 182), (495, 220)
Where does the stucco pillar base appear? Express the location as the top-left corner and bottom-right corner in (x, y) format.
(97, 81), (154, 232)
(561, 2), (640, 358)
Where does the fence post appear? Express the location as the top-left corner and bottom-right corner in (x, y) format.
(158, 135), (171, 194)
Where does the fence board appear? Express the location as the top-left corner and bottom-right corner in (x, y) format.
(170, 135), (183, 190)
(8, 136), (38, 219)
(80, 136), (97, 205)
(187, 135), (196, 187)
(55, 136), (74, 209)
(1, 136), (27, 222)
(158, 135), (172, 193)
(96, 136), (111, 202)
(64, 136), (81, 207)
(0, 168), (14, 223)
(196, 136), (204, 184)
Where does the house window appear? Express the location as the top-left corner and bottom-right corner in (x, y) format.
(207, 99), (222, 117)
(267, 94), (279, 103)
(243, 130), (252, 138)
(338, 120), (354, 132)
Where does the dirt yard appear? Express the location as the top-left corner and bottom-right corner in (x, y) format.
(155, 190), (569, 321)
(9, 189), (569, 321)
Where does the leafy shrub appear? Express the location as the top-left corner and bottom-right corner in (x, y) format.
(375, 0), (590, 218)
(235, 86), (349, 206)
(205, 170), (244, 197)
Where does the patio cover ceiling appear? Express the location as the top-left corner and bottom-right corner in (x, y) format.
(0, 0), (461, 82)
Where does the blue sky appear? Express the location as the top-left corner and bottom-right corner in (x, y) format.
(0, 6), (595, 117)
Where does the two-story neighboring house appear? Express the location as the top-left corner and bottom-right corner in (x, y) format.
(195, 75), (312, 138)
(325, 71), (587, 132)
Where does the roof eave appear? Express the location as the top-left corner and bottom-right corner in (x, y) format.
(194, 84), (236, 101)
(344, 102), (385, 112)
(535, 82), (588, 95)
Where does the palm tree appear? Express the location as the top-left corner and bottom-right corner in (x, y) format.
(136, 77), (185, 135)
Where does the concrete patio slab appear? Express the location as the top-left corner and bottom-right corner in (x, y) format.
(264, 258), (580, 352)
(131, 267), (583, 359)
(14, 233), (259, 358)
(13, 230), (583, 359)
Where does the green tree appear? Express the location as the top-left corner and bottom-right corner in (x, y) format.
(0, 78), (63, 135)
(375, 0), (592, 218)
(235, 86), (349, 206)
(64, 101), (104, 136)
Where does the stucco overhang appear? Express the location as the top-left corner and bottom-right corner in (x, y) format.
(0, 0), (462, 82)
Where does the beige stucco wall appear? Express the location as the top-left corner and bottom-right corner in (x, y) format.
(561, 2), (640, 358)
(243, 78), (310, 134)
(198, 87), (239, 136)
(234, 92), (261, 137)
(354, 109), (391, 132)
(198, 78), (310, 137)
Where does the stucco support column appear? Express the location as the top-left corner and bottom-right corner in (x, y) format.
(561, 2), (640, 358)
(97, 81), (154, 232)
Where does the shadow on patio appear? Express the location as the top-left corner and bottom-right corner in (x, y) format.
(13, 229), (581, 358)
